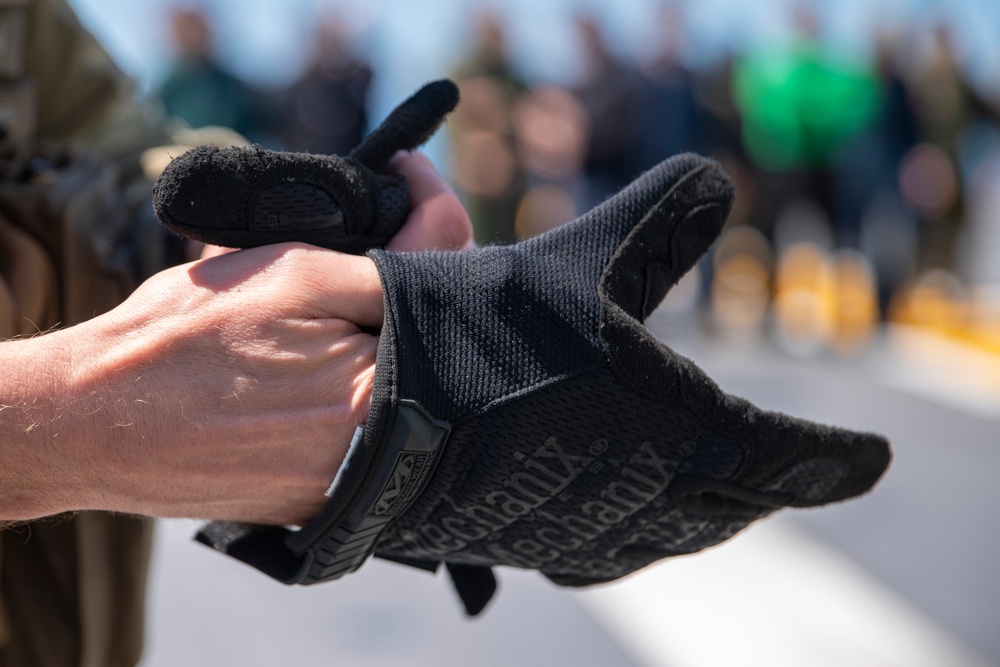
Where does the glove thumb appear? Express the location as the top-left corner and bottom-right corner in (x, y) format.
(602, 156), (733, 322)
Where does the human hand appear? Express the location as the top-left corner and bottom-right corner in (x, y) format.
(0, 152), (470, 525)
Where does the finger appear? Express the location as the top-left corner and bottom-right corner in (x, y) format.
(386, 151), (474, 252)
(190, 243), (386, 328)
(154, 145), (399, 254)
(294, 249), (386, 327)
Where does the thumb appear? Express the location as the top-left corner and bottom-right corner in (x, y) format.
(600, 155), (733, 322)
(189, 244), (386, 328)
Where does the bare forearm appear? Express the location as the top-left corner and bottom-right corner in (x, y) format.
(0, 248), (385, 525)
(0, 333), (83, 519)
(0, 320), (157, 519)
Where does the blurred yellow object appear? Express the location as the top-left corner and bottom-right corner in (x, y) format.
(890, 271), (1000, 359)
(966, 292), (1000, 357)
(772, 244), (879, 356)
(830, 250), (879, 355)
(774, 242), (836, 355)
(713, 234), (882, 355)
(712, 254), (770, 335)
(710, 226), (772, 339)
(889, 269), (968, 336)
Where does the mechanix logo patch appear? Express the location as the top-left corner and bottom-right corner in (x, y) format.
(372, 451), (431, 517)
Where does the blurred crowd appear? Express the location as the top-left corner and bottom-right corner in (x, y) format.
(158, 7), (372, 156)
(153, 3), (1000, 357)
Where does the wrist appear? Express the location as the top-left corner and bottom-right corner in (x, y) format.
(0, 332), (80, 519)
(0, 315), (144, 520)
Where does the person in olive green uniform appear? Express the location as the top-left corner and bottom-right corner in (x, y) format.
(0, 2), (172, 664)
(0, 4), (473, 667)
(158, 7), (267, 143)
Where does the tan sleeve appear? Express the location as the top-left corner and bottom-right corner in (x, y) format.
(0, 212), (59, 336)
(0, 0), (169, 159)
(24, 0), (125, 141)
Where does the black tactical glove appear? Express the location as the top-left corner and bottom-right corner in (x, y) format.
(152, 79), (459, 254)
(157, 96), (891, 615)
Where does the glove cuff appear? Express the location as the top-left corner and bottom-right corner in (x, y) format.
(194, 401), (450, 584)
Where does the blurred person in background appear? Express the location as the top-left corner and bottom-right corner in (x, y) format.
(728, 3), (888, 353)
(277, 15), (373, 156)
(448, 10), (528, 245)
(511, 84), (590, 238)
(633, 3), (750, 318)
(886, 19), (1000, 349)
(733, 2), (881, 248)
(157, 6), (268, 142)
(633, 2), (705, 171)
(0, 0), (177, 667)
(849, 29), (921, 315)
(902, 21), (1000, 272)
(573, 14), (644, 206)
(0, 2), (176, 664)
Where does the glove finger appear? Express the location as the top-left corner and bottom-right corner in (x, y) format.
(153, 80), (460, 253)
(542, 403), (892, 593)
(350, 79), (460, 172)
(600, 156), (733, 322)
(529, 154), (733, 324)
(666, 392), (891, 517)
(582, 158), (888, 514)
(153, 145), (404, 252)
